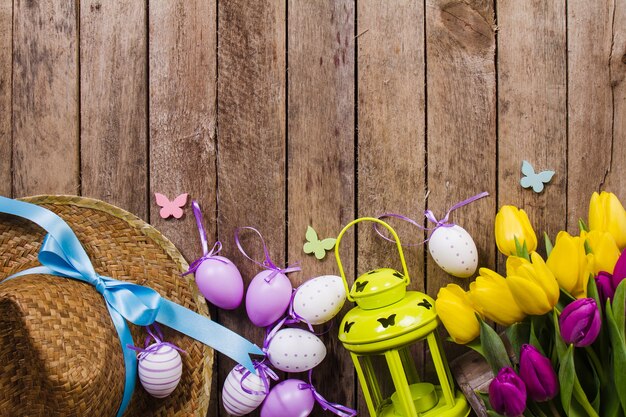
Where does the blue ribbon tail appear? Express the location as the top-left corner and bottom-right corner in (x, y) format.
(156, 299), (263, 372)
(107, 305), (137, 417)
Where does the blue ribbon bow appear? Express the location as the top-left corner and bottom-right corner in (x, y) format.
(0, 196), (263, 417)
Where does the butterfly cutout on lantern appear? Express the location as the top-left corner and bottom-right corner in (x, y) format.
(303, 226), (337, 260)
(155, 193), (188, 219)
(520, 160), (555, 193)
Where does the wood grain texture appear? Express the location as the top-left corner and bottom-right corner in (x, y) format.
(0, 1), (11, 197)
(568, 0), (626, 225)
(217, 1), (286, 416)
(12, 0), (79, 196)
(497, 0), (567, 246)
(357, 0), (426, 412)
(426, 0), (496, 284)
(148, 0), (217, 262)
(80, 1), (147, 218)
(148, 3), (218, 416)
(287, 0), (355, 413)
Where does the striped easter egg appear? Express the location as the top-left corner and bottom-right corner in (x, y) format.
(138, 343), (183, 398)
(222, 365), (267, 416)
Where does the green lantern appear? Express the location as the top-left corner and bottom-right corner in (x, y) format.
(335, 217), (470, 417)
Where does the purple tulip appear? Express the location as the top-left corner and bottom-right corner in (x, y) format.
(519, 344), (559, 402)
(596, 271), (615, 302)
(489, 367), (527, 417)
(611, 249), (626, 291)
(559, 298), (601, 347)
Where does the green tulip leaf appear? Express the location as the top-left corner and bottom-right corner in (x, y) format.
(486, 412), (505, 417)
(579, 218), (589, 233)
(553, 310), (567, 358)
(514, 236), (530, 261)
(584, 239), (593, 255)
(588, 277), (610, 363)
(544, 232), (554, 258)
(612, 280), (626, 339)
(478, 315), (512, 374)
(464, 338), (486, 358)
(506, 320), (530, 360)
(530, 315), (547, 356)
(606, 301), (626, 412)
(559, 345), (575, 414)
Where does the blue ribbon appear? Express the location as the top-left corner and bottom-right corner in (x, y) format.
(0, 196), (263, 417)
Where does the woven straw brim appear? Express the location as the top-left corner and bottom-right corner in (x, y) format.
(0, 195), (213, 417)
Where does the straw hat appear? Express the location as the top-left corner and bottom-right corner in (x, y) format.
(0, 195), (213, 417)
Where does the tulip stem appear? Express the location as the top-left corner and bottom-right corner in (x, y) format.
(547, 400), (562, 417)
(584, 346), (607, 385)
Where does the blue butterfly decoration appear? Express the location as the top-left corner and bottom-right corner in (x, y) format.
(520, 160), (555, 193)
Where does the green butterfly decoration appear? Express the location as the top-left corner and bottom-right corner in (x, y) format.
(303, 226), (337, 260)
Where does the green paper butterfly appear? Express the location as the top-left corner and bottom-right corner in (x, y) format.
(303, 226), (337, 260)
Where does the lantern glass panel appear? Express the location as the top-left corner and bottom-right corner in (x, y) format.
(356, 353), (395, 412)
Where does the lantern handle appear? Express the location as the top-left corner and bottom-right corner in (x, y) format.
(334, 217), (410, 303)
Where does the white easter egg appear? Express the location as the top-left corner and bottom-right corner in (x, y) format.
(222, 365), (267, 416)
(138, 344), (183, 398)
(428, 224), (478, 278)
(293, 275), (346, 325)
(266, 328), (326, 372)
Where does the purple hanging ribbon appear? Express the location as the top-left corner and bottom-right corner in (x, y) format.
(376, 191), (489, 246)
(127, 323), (186, 360)
(234, 226), (301, 283)
(235, 359), (279, 396)
(298, 370), (357, 417)
(183, 201), (228, 276)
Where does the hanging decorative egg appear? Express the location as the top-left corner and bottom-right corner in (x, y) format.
(428, 224), (478, 278)
(266, 328), (326, 372)
(292, 275), (346, 325)
(195, 255), (244, 310)
(260, 379), (315, 417)
(222, 365), (267, 416)
(137, 343), (183, 398)
(245, 269), (293, 327)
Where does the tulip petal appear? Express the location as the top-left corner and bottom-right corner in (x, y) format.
(435, 284), (480, 344)
(507, 275), (553, 315)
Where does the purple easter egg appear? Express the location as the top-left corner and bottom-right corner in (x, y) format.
(195, 256), (244, 310)
(245, 269), (293, 327)
(260, 379), (315, 417)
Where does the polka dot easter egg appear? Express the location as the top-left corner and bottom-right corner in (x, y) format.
(293, 275), (346, 325)
(266, 328), (326, 372)
(222, 365), (267, 416)
(428, 224), (478, 278)
(138, 343), (183, 398)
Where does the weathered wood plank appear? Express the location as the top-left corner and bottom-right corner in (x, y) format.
(217, 1), (286, 416)
(357, 0), (426, 412)
(425, 0), (496, 361)
(0, 1), (11, 197)
(148, 2), (218, 416)
(12, 0), (79, 196)
(80, 1), (147, 219)
(568, 0), (626, 224)
(497, 0), (567, 247)
(287, 1), (355, 414)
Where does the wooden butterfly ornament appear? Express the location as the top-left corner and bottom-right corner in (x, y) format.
(155, 193), (188, 219)
(520, 160), (555, 193)
(303, 226), (337, 260)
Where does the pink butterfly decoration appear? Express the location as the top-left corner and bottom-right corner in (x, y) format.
(154, 193), (188, 219)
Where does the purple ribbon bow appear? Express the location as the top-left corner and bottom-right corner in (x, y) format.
(235, 360), (279, 396)
(298, 370), (357, 417)
(183, 201), (228, 276)
(234, 226), (301, 283)
(127, 324), (186, 360)
(377, 191), (489, 246)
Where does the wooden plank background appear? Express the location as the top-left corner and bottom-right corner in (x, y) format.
(2, 1), (625, 416)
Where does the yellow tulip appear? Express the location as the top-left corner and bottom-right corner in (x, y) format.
(589, 191), (626, 249)
(546, 231), (594, 298)
(495, 205), (538, 256)
(506, 252), (559, 315)
(435, 284), (480, 344)
(582, 230), (620, 275)
(469, 268), (526, 326)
